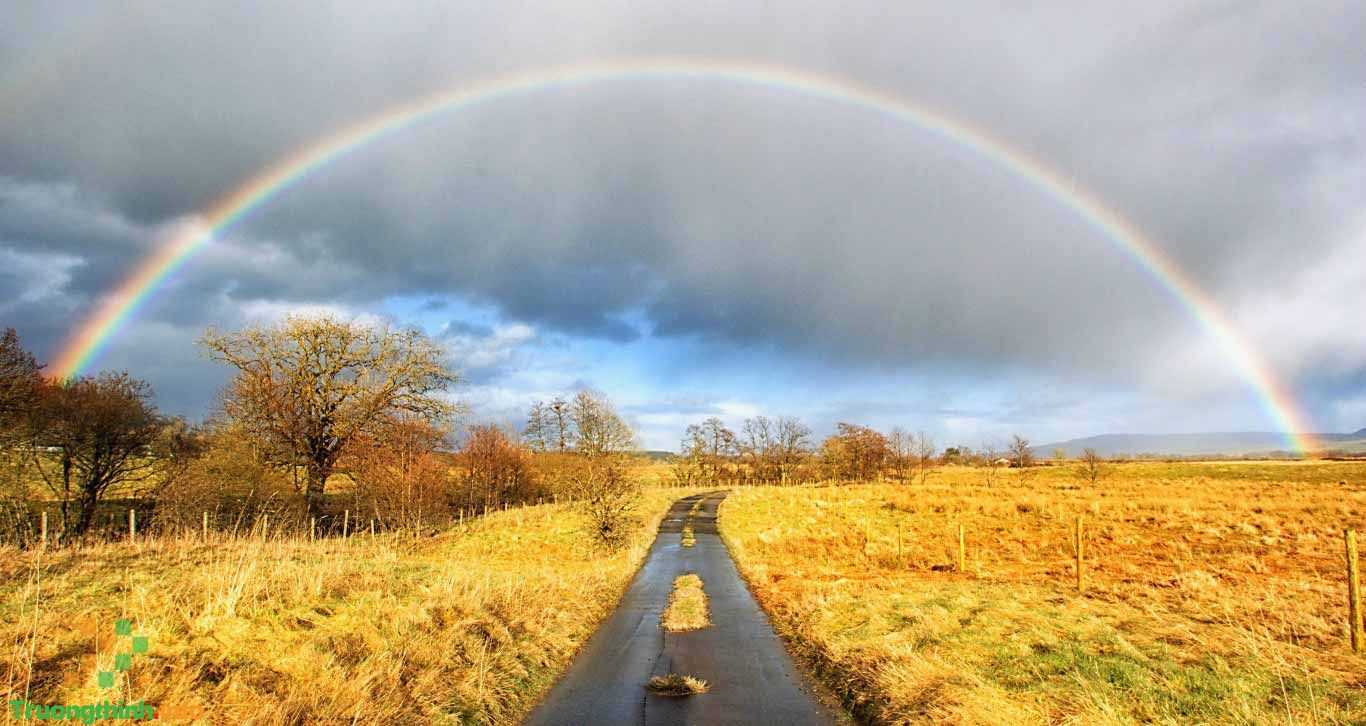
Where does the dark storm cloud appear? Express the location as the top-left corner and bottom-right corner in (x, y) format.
(1, 0), (1363, 431)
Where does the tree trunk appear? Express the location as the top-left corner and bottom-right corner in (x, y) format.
(305, 460), (330, 518)
(73, 486), (99, 537)
(59, 453), (72, 533)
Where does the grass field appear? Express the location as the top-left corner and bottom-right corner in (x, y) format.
(1, 488), (691, 724)
(719, 461), (1366, 724)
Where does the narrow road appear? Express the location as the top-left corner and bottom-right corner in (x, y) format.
(524, 491), (839, 726)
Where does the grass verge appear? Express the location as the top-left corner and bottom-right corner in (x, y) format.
(719, 462), (1366, 724)
(1, 488), (689, 724)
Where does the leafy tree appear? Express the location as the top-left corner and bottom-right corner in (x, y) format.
(0, 329), (42, 543)
(202, 315), (459, 517)
(821, 423), (889, 481)
(0, 328), (41, 440)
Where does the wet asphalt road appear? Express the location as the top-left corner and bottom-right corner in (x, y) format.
(523, 491), (839, 726)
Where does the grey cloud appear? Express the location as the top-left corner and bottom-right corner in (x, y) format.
(1, 0), (1363, 433)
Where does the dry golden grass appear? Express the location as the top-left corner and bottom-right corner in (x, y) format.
(645, 673), (709, 696)
(680, 498), (703, 547)
(662, 574), (710, 632)
(720, 461), (1366, 725)
(1, 488), (690, 724)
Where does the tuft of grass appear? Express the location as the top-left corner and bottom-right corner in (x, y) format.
(720, 461), (1366, 724)
(0, 488), (696, 724)
(646, 673), (710, 696)
(662, 574), (710, 631)
(681, 498), (704, 547)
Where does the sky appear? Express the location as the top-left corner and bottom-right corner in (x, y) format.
(1, 1), (1363, 451)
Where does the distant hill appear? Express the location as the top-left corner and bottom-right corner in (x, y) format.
(1038, 428), (1366, 458)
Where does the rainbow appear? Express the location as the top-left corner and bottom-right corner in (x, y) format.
(48, 58), (1319, 454)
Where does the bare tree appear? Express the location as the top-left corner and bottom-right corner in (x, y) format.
(912, 431), (938, 485)
(30, 373), (164, 536)
(1052, 448), (1067, 462)
(455, 423), (536, 509)
(347, 415), (453, 531)
(547, 396), (571, 452)
(978, 441), (1005, 487)
(771, 416), (812, 484)
(571, 389), (634, 456)
(681, 417), (737, 482)
(202, 315), (459, 517)
(156, 424), (301, 536)
(561, 453), (638, 549)
(523, 401), (548, 453)
(1079, 447), (1106, 485)
(887, 428), (915, 482)
(1009, 434), (1035, 469)
(740, 416), (775, 481)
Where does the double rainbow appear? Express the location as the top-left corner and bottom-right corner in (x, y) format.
(47, 59), (1318, 454)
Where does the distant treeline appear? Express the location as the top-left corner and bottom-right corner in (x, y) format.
(2, 319), (1078, 549)
(0, 320), (642, 548)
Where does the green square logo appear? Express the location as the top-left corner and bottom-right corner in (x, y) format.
(115, 619), (132, 636)
(98, 671), (114, 688)
(132, 636), (149, 653)
(114, 653), (132, 671)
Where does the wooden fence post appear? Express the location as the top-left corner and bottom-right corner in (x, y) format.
(129, 509), (136, 546)
(202, 511), (208, 541)
(343, 510), (349, 538)
(1347, 529), (1363, 653)
(261, 514), (269, 540)
(1075, 515), (1085, 592)
(370, 519), (375, 540)
(958, 524), (966, 573)
(40, 511), (48, 549)
(310, 517), (316, 542)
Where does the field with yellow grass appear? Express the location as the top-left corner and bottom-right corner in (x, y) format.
(1, 488), (690, 724)
(719, 461), (1366, 724)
